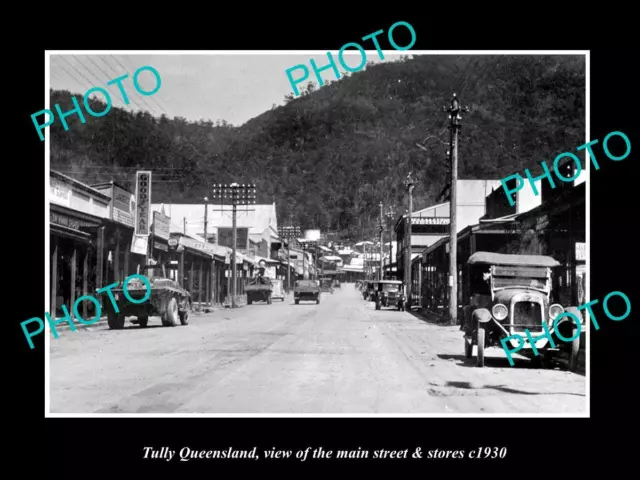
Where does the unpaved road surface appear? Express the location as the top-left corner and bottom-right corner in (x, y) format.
(49, 284), (586, 414)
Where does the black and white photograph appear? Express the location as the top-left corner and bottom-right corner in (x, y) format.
(44, 51), (589, 416)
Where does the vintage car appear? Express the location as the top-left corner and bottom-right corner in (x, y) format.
(294, 279), (321, 304)
(320, 278), (334, 294)
(245, 275), (273, 304)
(104, 262), (191, 329)
(372, 280), (405, 311)
(462, 252), (583, 370)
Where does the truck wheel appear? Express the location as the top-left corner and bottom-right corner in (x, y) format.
(179, 311), (189, 326)
(108, 312), (125, 330)
(476, 327), (485, 367)
(138, 316), (149, 328)
(164, 297), (179, 326)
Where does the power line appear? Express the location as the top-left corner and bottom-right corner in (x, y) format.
(51, 60), (85, 93)
(120, 55), (171, 115)
(71, 55), (108, 90)
(110, 54), (162, 117)
(58, 56), (96, 90)
(98, 56), (121, 77)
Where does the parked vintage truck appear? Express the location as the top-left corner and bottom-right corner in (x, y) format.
(293, 279), (320, 304)
(104, 262), (191, 329)
(245, 275), (273, 304)
(462, 252), (583, 370)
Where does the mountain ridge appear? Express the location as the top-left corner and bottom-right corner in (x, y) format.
(49, 54), (585, 241)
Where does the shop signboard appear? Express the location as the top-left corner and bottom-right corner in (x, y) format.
(152, 210), (170, 240)
(112, 184), (135, 228)
(131, 234), (148, 255)
(178, 235), (221, 258)
(154, 241), (168, 252)
(50, 210), (97, 230)
(413, 217), (450, 225)
(50, 178), (72, 207)
(135, 171), (151, 236)
(575, 242), (586, 261)
(217, 227), (248, 249)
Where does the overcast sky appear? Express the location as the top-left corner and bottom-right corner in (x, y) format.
(49, 53), (407, 126)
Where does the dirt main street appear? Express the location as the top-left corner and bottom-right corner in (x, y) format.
(49, 284), (586, 414)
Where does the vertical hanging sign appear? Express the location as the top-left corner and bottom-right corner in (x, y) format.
(135, 171), (152, 236)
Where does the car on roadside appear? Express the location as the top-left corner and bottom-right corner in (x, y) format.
(372, 280), (405, 311)
(104, 262), (191, 329)
(461, 251), (583, 370)
(294, 279), (321, 304)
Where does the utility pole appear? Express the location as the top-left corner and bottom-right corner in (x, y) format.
(378, 201), (384, 280)
(403, 173), (415, 307)
(385, 205), (396, 279)
(183, 217), (186, 234)
(278, 223), (301, 293)
(203, 196), (209, 243)
(363, 239), (367, 281)
(444, 93), (469, 325)
(212, 183), (256, 308)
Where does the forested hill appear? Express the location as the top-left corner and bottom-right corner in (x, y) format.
(49, 54), (585, 241)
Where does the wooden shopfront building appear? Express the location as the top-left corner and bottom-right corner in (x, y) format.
(173, 234), (226, 308)
(49, 171), (112, 319)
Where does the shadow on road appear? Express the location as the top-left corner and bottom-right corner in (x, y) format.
(438, 353), (586, 376)
(123, 325), (172, 331)
(480, 384), (585, 396)
(437, 353), (549, 369)
(407, 309), (459, 327)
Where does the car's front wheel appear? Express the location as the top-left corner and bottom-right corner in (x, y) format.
(476, 327), (485, 367)
(179, 311), (189, 325)
(565, 307), (582, 372)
